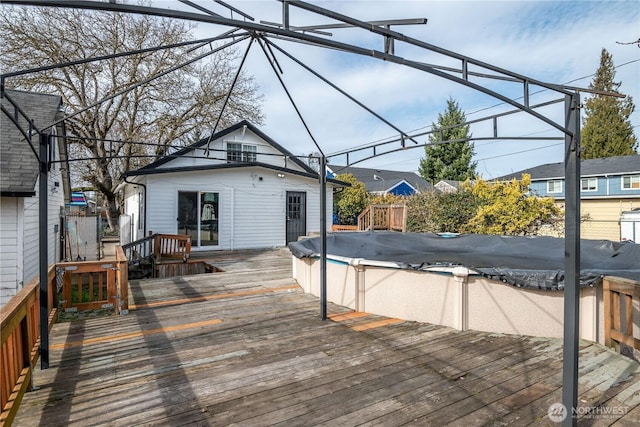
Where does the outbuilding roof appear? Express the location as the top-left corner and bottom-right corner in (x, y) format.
(1, 90), (64, 196)
(330, 165), (432, 193)
(134, 120), (317, 176)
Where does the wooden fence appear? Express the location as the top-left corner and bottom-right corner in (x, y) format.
(0, 267), (56, 427)
(357, 204), (407, 232)
(604, 276), (640, 351)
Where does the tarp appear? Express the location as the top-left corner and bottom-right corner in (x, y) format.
(68, 191), (88, 207)
(288, 231), (640, 290)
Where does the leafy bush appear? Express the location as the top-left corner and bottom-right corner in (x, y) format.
(406, 175), (561, 236)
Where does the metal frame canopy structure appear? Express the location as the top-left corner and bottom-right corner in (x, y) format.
(3, 1), (621, 424)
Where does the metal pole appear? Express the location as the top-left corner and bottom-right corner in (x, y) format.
(282, 0), (290, 30)
(561, 92), (580, 425)
(320, 155), (327, 320)
(39, 133), (50, 369)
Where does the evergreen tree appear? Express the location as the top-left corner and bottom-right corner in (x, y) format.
(581, 48), (638, 159)
(419, 98), (476, 183)
(333, 173), (370, 225)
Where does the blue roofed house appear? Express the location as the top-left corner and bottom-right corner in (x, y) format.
(329, 165), (432, 196)
(0, 90), (70, 306)
(496, 154), (640, 241)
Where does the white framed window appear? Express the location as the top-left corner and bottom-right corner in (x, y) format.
(227, 142), (257, 163)
(581, 177), (597, 192)
(622, 175), (640, 190)
(547, 180), (563, 194)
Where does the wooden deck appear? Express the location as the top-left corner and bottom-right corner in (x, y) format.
(12, 248), (640, 426)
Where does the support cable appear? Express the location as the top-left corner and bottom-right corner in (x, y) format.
(265, 38), (419, 146)
(4, 0), (581, 136)
(328, 98), (565, 158)
(39, 35), (250, 133)
(178, 0), (223, 18)
(204, 37), (255, 155)
(255, 36), (324, 156)
(0, 33), (243, 79)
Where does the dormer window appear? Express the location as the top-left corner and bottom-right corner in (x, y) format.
(227, 142), (257, 163)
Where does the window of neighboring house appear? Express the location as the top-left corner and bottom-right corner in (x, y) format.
(581, 177), (597, 192)
(227, 142), (257, 163)
(622, 175), (640, 190)
(547, 180), (563, 193)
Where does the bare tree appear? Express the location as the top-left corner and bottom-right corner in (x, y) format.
(1, 5), (264, 230)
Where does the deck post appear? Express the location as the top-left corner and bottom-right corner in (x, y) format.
(39, 132), (50, 369)
(561, 92), (580, 426)
(320, 155), (327, 320)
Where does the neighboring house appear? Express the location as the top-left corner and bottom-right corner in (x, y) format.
(67, 191), (88, 214)
(330, 165), (432, 196)
(1, 90), (70, 306)
(120, 120), (342, 250)
(434, 179), (462, 194)
(497, 154), (640, 240)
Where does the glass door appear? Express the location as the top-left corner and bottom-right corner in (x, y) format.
(200, 192), (218, 246)
(177, 191), (198, 244)
(177, 191), (219, 247)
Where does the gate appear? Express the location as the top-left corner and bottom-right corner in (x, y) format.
(63, 213), (100, 261)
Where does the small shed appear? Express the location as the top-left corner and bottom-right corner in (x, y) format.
(0, 90), (70, 306)
(120, 121), (342, 251)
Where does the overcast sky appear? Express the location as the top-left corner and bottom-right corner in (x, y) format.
(157, 0), (639, 179)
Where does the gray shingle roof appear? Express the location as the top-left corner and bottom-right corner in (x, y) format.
(330, 165), (432, 193)
(1, 90), (63, 195)
(495, 154), (640, 181)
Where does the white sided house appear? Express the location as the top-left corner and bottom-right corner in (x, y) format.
(1, 90), (70, 306)
(120, 121), (340, 251)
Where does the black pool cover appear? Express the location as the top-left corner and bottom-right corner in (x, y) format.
(288, 232), (640, 290)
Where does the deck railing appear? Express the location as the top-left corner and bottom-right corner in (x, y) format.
(121, 233), (156, 264)
(357, 204), (407, 232)
(121, 233), (191, 264)
(1, 267), (56, 427)
(58, 246), (129, 314)
(331, 224), (359, 232)
(604, 276), (640, 351)
(154, 234), (191, 262)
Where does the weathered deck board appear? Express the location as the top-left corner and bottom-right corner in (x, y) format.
(12, 248), (640, 426)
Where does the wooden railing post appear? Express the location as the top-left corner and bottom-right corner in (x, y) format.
(115, 246), (129, 312)
(602, 276), (640, 351)
(603, 278), (612, 348)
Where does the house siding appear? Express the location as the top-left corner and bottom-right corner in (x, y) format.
(155, 128), (304, 173)
(531, 175), (640, 199)
(0, 197), (20, 305)
(1, 145), (65, 307)
(122, 184), (144, 242)
(552, 198), (638, 240)
(141, 167), (330, 251)
(388, 181), (415, 196)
